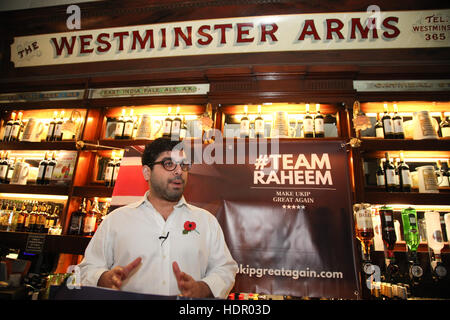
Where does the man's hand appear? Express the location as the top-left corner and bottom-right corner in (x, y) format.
(98, 257), (142, 290)
(172, 261), (213, 298)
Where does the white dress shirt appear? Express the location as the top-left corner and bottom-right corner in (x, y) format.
(78, 191), (238, 298)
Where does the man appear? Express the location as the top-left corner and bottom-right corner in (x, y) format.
(78, 138), (238, 298)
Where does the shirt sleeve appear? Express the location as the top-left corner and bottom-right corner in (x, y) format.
(78, 215), (114, 287)
(200, 216), (238, 299)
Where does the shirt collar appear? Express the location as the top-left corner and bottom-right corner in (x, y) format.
(128, 190), (190, 211)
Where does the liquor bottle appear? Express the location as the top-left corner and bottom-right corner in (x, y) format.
(393, 158), (400, 192)
(381, 104), (394, 139)
(0, 200), (9, 231)
(392, 104), (404, 139)
(46, 111), (57, 141)
(314, 104), (324, 138)
(104, 156), (115, 187)
(15, 202), (27, 232)
(2, 112), (16, 142)
(83, 199), (98, 236)
(43, 152), (56, 184)
(240, 105), (250, 138)
(36, 152), (49, 185)
(353, 203), (374, 263)
(8, 201), (19, 232)
(96, 202), (110, 230)
(53, 111), (65, 141)
(4, 157), (16, 184)
(436, 160), (450, 187)
(112, 157), (121, 187)
(401, 207), (423, 282)
(0, 151), (9, 183)
(398, 152), (412, 192)
(383, 152), (396, 192)
(35, 202), (47, 233)
(254, 105), (265, 138)
(122, 109), (134, 140)
(42, 204), (51, 234)
(162, 107), (173, 139)
(179, 116), (188, 140)
(114, 109), (126, 139)
(303, 104), (314, 138)
(9, 112), (23, 142)
(375, 113), (384, 138)
(171, 106), (182, 141)
(424, 211), (447, 279)
(379, 205), (399, 280)
(439, 112), (450, 138)
(45, 205), (57, 233)
(68, 198), (87, 235)
(26, 201), (38, 233)
(376, 159), (385, 187)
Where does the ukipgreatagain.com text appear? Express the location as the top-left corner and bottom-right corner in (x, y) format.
(238, 264), (344, 280)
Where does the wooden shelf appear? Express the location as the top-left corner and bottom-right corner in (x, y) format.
(381, 242), (450, 254)
(0, 231), (90, 255)
(362, 190), (450, 206)
(0, 184), (70, 196)
(72, 185), (114, 198)
(359, 138), (450, 153)
(0, 140), (78, 150)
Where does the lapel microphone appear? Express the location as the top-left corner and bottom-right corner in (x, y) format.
(158, 232), (169, 246)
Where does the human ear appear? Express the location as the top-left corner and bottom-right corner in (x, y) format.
(142, 165), (151, 181)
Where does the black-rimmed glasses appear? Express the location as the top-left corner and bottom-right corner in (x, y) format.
(149, 158), (191, 172)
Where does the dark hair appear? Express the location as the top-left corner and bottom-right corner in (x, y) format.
(142, 138), (181, 169)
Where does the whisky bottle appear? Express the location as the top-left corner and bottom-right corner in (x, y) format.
(381, 104), (394, 139)
(104, 157), (115, 187)
(254, 105), (265, 138)
(114, 109), (126, 139)
(439, 112), (450, 138)
(303, 104), (314, 138)
(53, 111), (65, 141)
(8, 201), (19, 232)
(171, 106), (182, 141)
(0, 151), (9, 183)
(398, 152), (412, 192)
(379, 206), (399, 280)
(353, 203), (374, 262)
(375, 113), (384, 138)
(47, 111), (57, 141)
(401, 207), (423, 282)
(179, 116), (188, 140)
(122, 109), (134, 140)
(83, 199), (98, 236)
(37, 152), (49, 185)
(383, 152), (396, 192)
(9, 112), (23, 142)
(240, 105), (250, 138)
(376, 159), (385, 187)
(314, 104), (325, 138)
(112, 157), (121, 187)
(393, 158), (400, 192)
(43, 152), (56, 184)
(35, 202), (47, 233)
(26, 201), (37, 233)
(424, 211), (447, 279)
(68, 198), (87, 235)
(4, 157), (16, 184)
(392, 104), (404, 139)
(16, 202), (27, 232)
(162, 107), (173, 139)
(2, 112), (16, 142)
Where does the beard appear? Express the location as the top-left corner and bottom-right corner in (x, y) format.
(150, 175), (186, 202)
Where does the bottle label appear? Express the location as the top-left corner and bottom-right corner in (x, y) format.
(383, 119), (394, 134)
(44, 165), (54, 180)
(113, 166), (120, 181)
(314, 118), (324, 133)
(104, 166), (113, 181)
(376, 174), (385, 186)
(171, 121), (181, 135)
(386, 169), (396, 185)
(162, 120), (171, 135)
(255, 119), (264, 134)
(303, 119), (314, 133)
(123, 122), (133, 136)
(38, 165), (46, 179)
(401, 170), (412, 187)
(393, 119), (404, 133)
(115, 122), (124, 136)
(240, 120), (250, 135)
(356, 209), (373, 230)
(54, 124), (62, 137)
(3, 126), (12, 140)
(375, 127), (384, 138)
(10, 125), (20, 139)
(47, 123), (55, 138)
(70, 215), (82, 231)
(84, 216), (96, 233)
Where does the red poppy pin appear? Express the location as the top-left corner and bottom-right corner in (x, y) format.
(183, 221), (199, 235)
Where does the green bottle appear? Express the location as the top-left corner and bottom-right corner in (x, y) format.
(401, 207), (420, 253)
